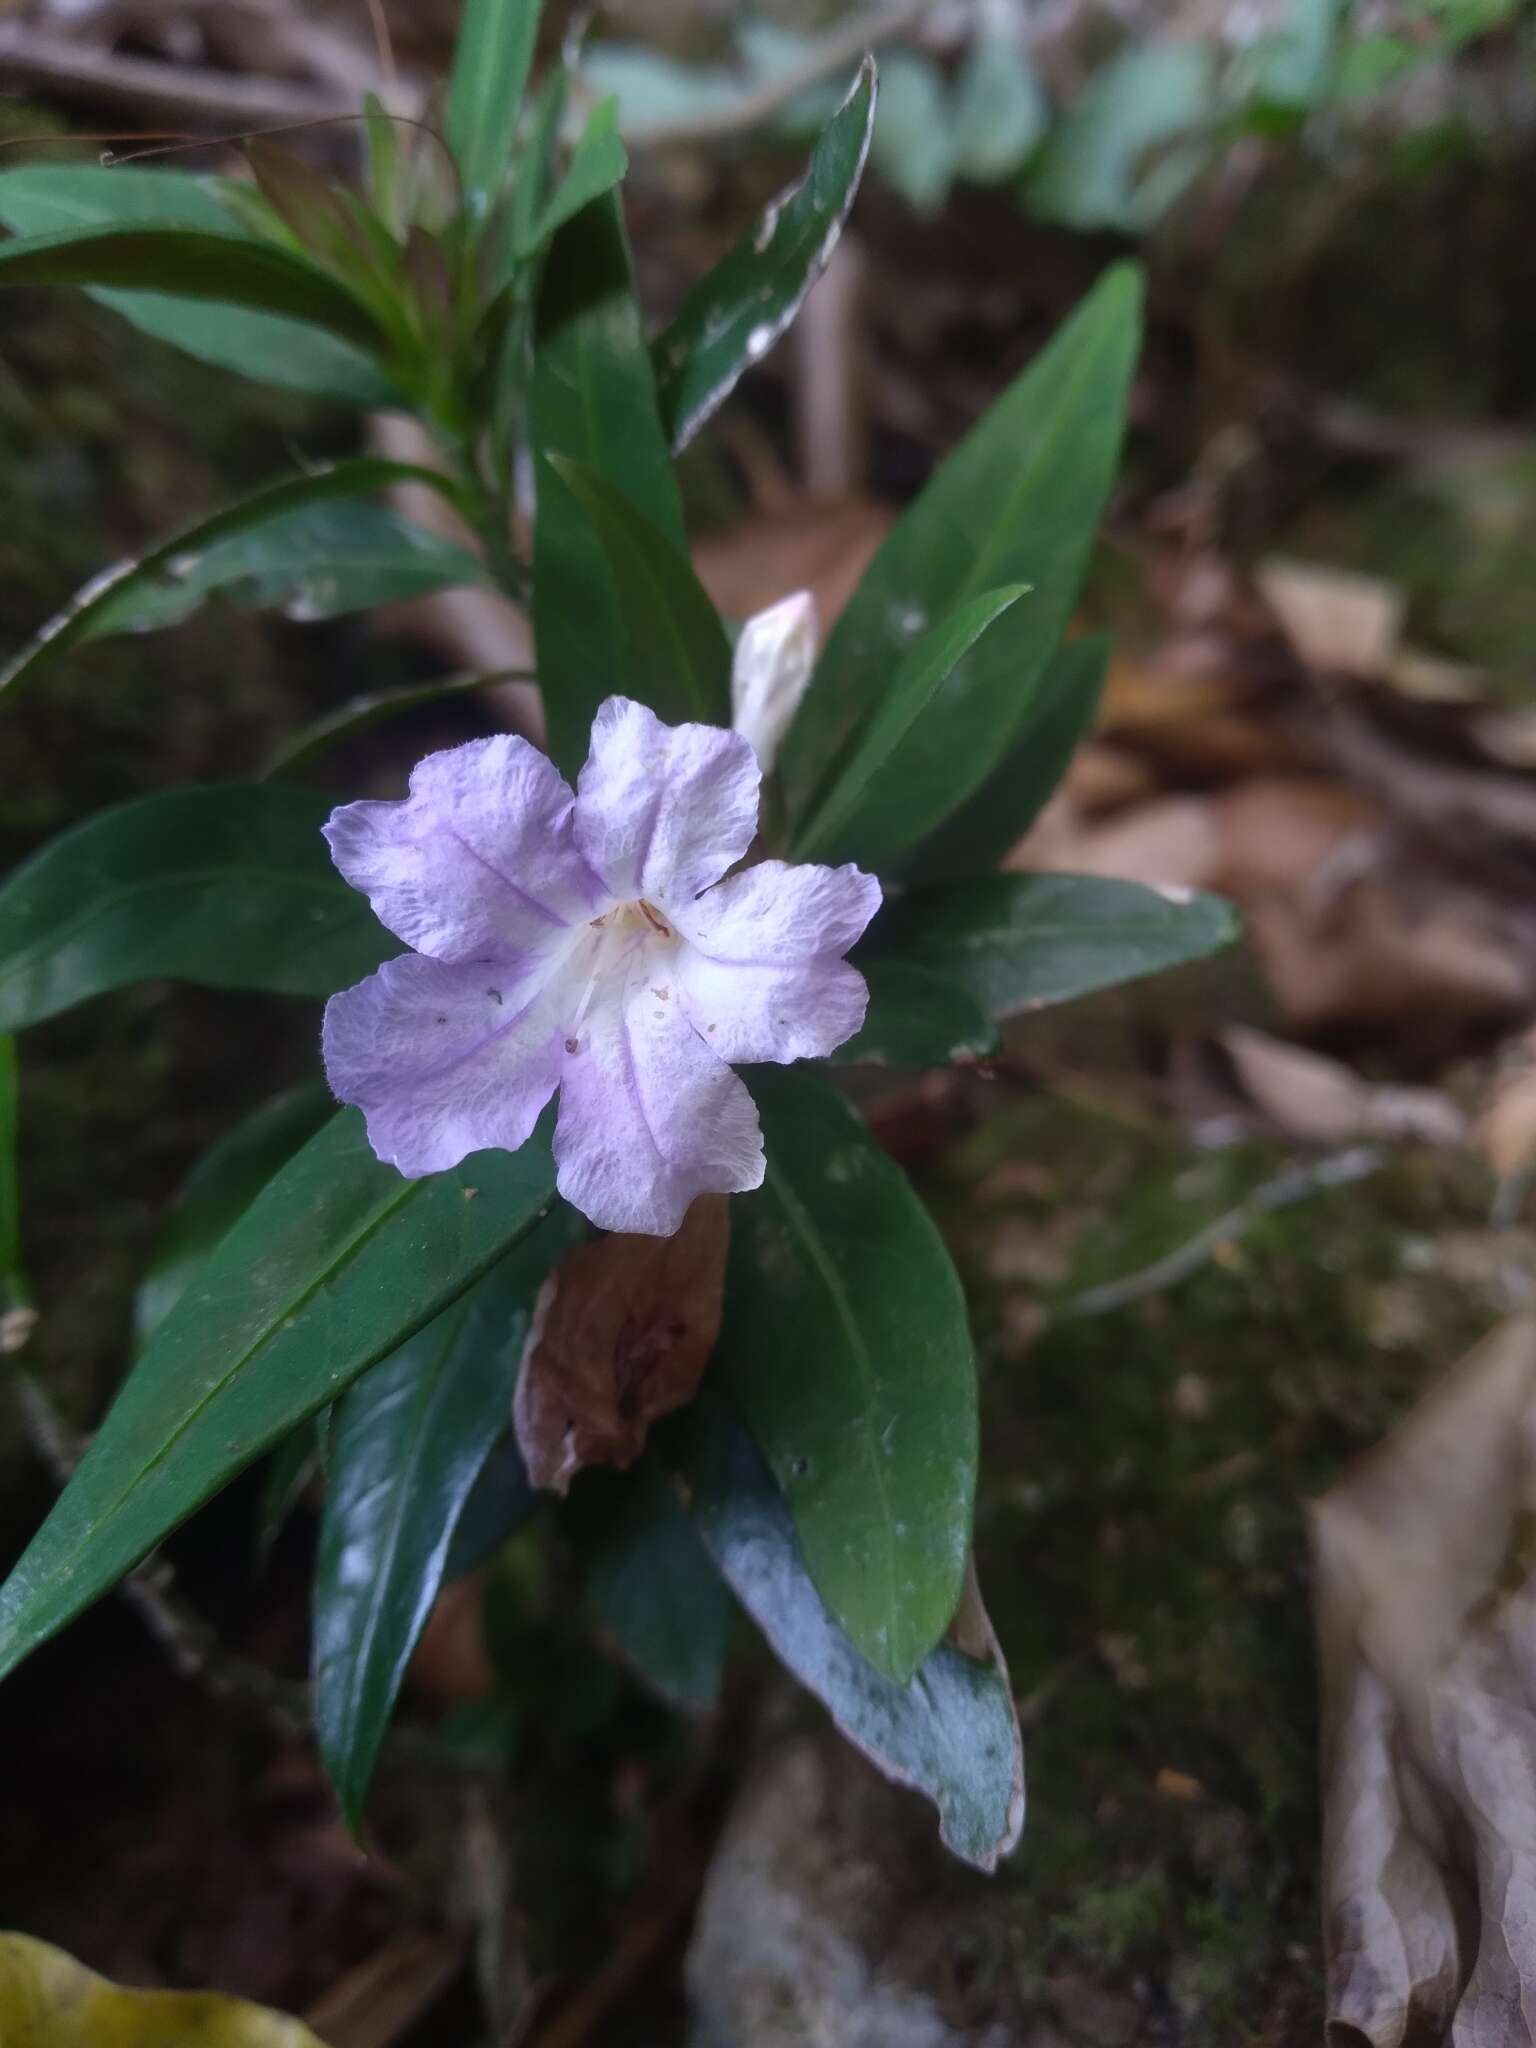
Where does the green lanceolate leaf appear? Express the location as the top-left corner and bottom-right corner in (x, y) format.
(0, 224), (390, 356)
(505, 63), (570, 271)
(313, 1213), (576, 1823)
(531, 191), (682, 774)
(444, 1435), (535, 1579)
(0, 165), (392, 403)
(255, 1421), (323, 1567)
(872, 873), (1241, 1019)
(833, 959), (997, 1067)
(791, 585), (1027, 867)
(265, 667), (533, 779)
(93, 500), (489, 637)
(515, 97), (629, 259)
(1027, 42), (1215, 233)
(1, 456), (465, 694)
(134, 1081), (334, 1345)
(447, 0), (543, 215)
(575, 1459), (731, 1712)
(910, 635), (1110, 882)
(0, 1108), (557, 1685)
(653, 58), (877, 451)
(682, 1402), (1023, 1870)
(0, 784), (394, 1031)
(546, 457), (730, 725)
(720, 1067), (976, 1684)
(780, 265), (1142, 838)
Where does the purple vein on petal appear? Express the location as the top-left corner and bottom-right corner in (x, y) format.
(440, 821), (570, 929)
(395, 984), (551, 1089)
(617, 997), (670, 1168)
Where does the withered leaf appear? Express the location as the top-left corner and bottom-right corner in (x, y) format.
(0, 1931), (324, 2046)
(1312, 1316), (1536, 2046)
(514, 1197), (729, 1495)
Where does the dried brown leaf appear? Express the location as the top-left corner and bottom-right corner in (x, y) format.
(693, 496), (893, 629)
(1257, 556), (1405, 676)
(1312, 1317), (1536, 2045)
(1223, 1025), (1466, 1147)
(1477, 1035), (1536, 1181)
(513, 1199), (730, 1495)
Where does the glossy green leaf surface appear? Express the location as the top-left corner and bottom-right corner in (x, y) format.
(910, 635), (1109, 882)
(652, 59), (876, 451)
(0, 1108), (557, 1684)
(447, 0), (543, 214)
(546, 457), (731, 725)
(683, 1404), (1023, 1870)
(0, 784), (393, 1031)
(1, 456), (462, 695)
(254, 1421), (322, 1568)
(0, 165), (391, 403)
(872, 874), (1241, 1019)
(443, 1435), (535, 1580)
(94, 501), (488, 637)
(134, 1081), (333, 1345)
(313, 1215), (575, 1823)
(577, 1460), (731, 1711)
(720, 1068), (976, 1683)
(515, 97), (628, 258)
(833, 959), (997, 1067)
(780, 265), (1141, 837)
(791, 585), (1027, 866)
(0, 224), (389, 356)
(531, 192), (683, 774)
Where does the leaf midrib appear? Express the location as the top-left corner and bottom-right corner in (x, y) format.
(793, 277), (1130, 809)
(334, 1292), (473, 1795)
(763, 1160), (904, 1674)
(84, 1161), (423, 1545)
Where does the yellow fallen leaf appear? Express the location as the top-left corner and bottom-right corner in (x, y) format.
(0, 1934), (326, 2048)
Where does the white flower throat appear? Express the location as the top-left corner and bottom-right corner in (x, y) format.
(563, 898), (677, 1051)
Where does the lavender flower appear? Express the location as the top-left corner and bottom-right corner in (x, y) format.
(321, 695), (880, 1235)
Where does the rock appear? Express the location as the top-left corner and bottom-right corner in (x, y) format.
(686, 1735), (1015, 2047)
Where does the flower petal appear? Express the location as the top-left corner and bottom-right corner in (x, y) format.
(673, 858), (881, 1062)
(574, 697), (760, 910)
(324, 736), (606, 965)
(678, 955), (870, 1064)
(730, 590), (817, 773)
(323, 952), (567, 1176)
(554, 959), (764, 1234)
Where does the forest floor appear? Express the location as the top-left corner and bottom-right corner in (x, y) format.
(4, 60), (1536, 2046)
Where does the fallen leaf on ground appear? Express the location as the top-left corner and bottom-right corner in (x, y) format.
(514, 1199), (729, 1495)
(1478, 1033), (1536, 1180)
(1015, 792), (1223, 890)
(1257, 556), (1405, 675)
(1223, 1025), (1466, 1146)
(1311, 1316), (1536, 2046)
(692, 496), (892, 626)
(0, 1933), (323, 2047)
(301, 1930), (466, 2048)
(1213, 781), (1532, 1031)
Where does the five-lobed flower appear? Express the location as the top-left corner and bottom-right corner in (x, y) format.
(322, 673), (880, 1236)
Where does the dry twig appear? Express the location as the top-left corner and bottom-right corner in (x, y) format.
(1050, 1145), (1384, 1324)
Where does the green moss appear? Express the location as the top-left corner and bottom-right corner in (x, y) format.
(922, 1088), (1510, 2037)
